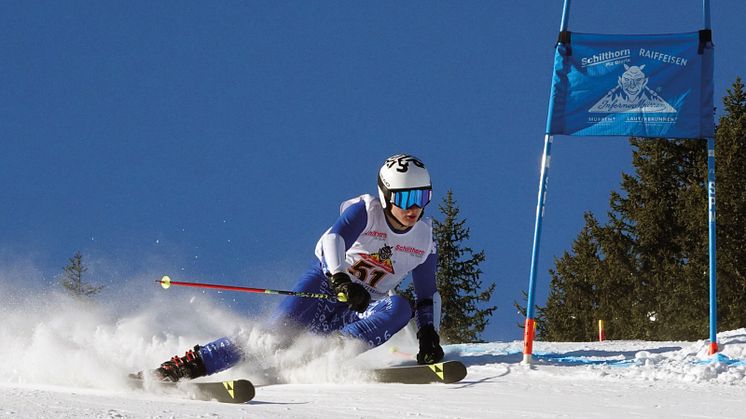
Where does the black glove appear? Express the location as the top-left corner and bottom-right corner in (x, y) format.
(329, 272), (371, 313)
(416, 324), (444, 365)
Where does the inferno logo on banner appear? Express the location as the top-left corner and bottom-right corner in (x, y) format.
(589, 64), (677, 114)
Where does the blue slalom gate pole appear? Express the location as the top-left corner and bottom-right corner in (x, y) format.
(523, 0), (572, 365)
(703, 0), (718, 355)
(559, 0), (571, 31)
(707, 138), (718, 354)
(523, 134), (554, 364)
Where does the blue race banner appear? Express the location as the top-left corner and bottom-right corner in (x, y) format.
(546, 31), (714, 138)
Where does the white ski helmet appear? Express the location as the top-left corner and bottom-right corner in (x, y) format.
(377, 154), (432, 210)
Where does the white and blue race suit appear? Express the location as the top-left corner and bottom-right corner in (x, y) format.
(195, 194), (438, 376)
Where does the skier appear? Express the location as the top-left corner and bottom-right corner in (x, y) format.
(151, 154), (444, 382)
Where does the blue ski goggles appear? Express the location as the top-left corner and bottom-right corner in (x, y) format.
(391, 188), (432, 210)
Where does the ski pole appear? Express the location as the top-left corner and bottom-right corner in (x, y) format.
(157, 275), (346, 302)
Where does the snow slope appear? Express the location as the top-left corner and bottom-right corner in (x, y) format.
(1, 289), (745, 418)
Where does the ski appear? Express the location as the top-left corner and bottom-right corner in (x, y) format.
(372, 360), (467, 384)
(129, 376), (255, 404)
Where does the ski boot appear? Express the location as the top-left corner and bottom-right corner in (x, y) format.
(153, 345), (207, 382)
(131, 337), (243, 382)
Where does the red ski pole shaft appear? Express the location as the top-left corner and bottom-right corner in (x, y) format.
(156, 275), (345, 302)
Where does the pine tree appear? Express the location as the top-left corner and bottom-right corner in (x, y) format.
(60, 251), (104, 298)
(591, 204), (641, 338)
(618, 137), (709, 339)
(541, 213), (604, 341)
(432, 190), (495, 343)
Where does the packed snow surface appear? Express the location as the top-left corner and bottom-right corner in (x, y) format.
(1, 289), (745, 418)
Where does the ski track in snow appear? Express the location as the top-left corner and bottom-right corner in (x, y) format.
(1, 290), (746, 418)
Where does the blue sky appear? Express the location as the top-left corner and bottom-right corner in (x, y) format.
(2, 1), (745, 341)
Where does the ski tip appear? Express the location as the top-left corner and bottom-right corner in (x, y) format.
(160, 275), (171, 289)
(373, 360), (467, 384)
(128, 375), (255, 404)
(424, 360), (467, 383)
(219, 379), (255, 403)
